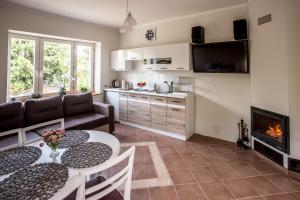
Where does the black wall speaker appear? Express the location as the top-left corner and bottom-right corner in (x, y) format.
(192, 26), (205, 43)
(234, 19), (247, 40)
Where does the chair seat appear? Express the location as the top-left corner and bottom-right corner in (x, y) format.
(64, 176), (123, 200)
(64, 113), (108, 131)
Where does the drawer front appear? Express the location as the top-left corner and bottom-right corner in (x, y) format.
(151, 105), (167, 129)
(167, 107), (186, 134)
(128, 100), (150, 127)
(119, 96), (128, 121)
(151, 96), (167, 104)
(119, 92), (128, 98)
(128, 93), (139, 99)
(120, 111), (128, 121)
(167, 98), (186, 107)
(138, 94), (150, 101)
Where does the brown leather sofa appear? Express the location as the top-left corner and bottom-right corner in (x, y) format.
(0, 102), (23, 148)
(0, 92), (115, 148)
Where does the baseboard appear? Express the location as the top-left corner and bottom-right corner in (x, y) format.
(119, 121), (188, 141)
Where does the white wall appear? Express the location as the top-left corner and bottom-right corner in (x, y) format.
(0, 2), (119, 103)
(249, 0), (289, 115)
(287, 1), (300, 159)
(118, 4), (250, 142)
(249, 0), (300, 159)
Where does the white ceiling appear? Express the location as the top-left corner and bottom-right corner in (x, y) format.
(6, 0), (247, 28)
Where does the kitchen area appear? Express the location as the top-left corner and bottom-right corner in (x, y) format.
(105, 43), (195, 140)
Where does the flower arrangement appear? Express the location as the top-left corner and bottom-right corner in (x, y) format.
(42, 129), (64, 157)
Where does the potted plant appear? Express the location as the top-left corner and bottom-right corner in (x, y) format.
(80, 87), (88, 93)
(57, 75), (75, 97)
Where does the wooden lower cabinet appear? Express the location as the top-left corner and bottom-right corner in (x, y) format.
(120, 94), (190, 137)
(119, 93), (128, 121)
(167, 107), (186, 135)
(128, 95), (150, 127)
(151, 104), (167, 130)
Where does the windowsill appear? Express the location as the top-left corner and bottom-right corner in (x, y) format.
(9, 91), (102, 102)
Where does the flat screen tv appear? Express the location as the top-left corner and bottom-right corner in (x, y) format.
(192, 40), (249, 73)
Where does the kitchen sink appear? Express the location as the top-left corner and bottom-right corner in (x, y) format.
(155, 91), (172, 94)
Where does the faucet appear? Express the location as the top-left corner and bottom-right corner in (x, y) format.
(164, 81), (174, 93)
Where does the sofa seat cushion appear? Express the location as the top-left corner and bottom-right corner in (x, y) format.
(64, 113), (108, 130)
(33, 123), (62, 136)
(0, 131), (40, 149)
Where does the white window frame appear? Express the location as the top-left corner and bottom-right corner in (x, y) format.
(7, 32), (96, 101)
(74, 42), (95, 93)
(7, 33), (40, 101)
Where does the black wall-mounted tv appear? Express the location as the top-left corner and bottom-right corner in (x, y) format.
(192, 40), (249, 73)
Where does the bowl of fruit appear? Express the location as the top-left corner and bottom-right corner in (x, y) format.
(137, 81), (146, 88)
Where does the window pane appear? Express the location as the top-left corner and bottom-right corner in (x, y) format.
(10, 38), (35, 97)
(76, 45), (92, 91)
(43, 41), (72, 94)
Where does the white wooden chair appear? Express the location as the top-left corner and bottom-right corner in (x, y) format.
(22, 118), (64, 145)
(76, 146), (136, 200)
(0, 128), (22, 151)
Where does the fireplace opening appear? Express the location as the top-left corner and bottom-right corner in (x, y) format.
(251, 106), (289, 154)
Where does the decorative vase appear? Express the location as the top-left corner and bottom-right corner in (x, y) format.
(48, 142), (60, 158)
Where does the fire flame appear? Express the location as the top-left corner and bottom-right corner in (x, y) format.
(266, 123), (283, 138)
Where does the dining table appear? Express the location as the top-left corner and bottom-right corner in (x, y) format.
(0, 130), (121, 200)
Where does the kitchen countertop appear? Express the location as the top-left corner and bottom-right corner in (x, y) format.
(104, 88), (191, 99)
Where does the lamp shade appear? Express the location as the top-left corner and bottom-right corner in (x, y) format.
(124, 11), (137, 26)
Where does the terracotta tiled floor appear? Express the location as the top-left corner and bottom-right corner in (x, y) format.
(113, 123), (300, 200)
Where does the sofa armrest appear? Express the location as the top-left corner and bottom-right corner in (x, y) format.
(93, 102), (115, 133)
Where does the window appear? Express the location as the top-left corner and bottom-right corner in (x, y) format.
(76, 44), (94, 92)
(8, 33), (95, 99)
(9, 37), (36, 98)
(43, 40), (72, 94)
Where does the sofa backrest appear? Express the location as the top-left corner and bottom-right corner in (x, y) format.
(0, 102), (23, 132)
(24, 96), (64, 126)
(63, 92), (94, 117)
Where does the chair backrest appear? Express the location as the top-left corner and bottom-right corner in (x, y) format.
(78, 146), (136, 200)
(63, 92), (94, 117)
(0, 102), (23, 150)
(24, 95), (64, 127)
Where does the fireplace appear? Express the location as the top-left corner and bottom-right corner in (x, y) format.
(251, 106), (290, 154)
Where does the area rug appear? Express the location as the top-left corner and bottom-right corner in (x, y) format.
(121, 141), (173, 189)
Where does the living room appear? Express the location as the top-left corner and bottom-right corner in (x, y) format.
(0, 0), (300, 200)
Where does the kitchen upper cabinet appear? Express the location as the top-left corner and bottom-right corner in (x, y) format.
(112, 42), (190, 71)
(156, 45), (172, 70)
(111, 50), (132, 71)
(126, 48), (142, 60)
(142, 46), (156, 70)
(170, 43), (190, 70)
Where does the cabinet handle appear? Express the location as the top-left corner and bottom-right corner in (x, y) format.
(160, 67), (167, 69)
(171, 108), (180, 111)
(146, 68), (153, 69)
(155, 98), (163, 101)
(172, 100), (180, 103)
(130, 95), (137, 97)
(141, 96), (148, 99)
(176, 67), (184, 69)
